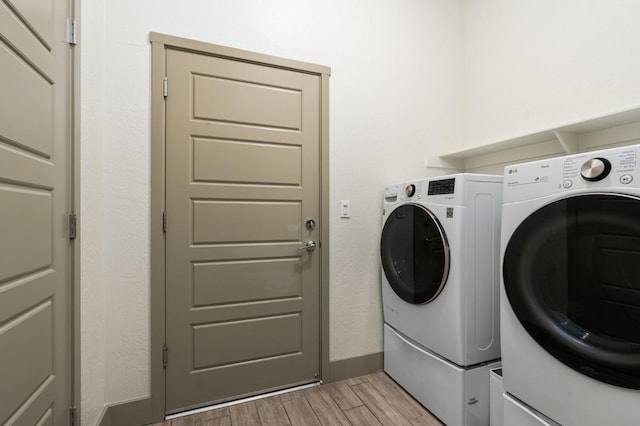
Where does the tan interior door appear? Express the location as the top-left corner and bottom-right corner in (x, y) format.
(0, 0), (73, 424)
(165, 48), (322, 413)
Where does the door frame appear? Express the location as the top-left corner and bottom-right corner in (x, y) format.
(72, 0), (81, 419)
(149, 32), (330, 422)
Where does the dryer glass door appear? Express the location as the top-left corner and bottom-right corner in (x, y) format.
(380, 203), (450, 304)
(503, 194), (640, 389)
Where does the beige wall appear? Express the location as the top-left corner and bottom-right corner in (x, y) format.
(461, 0), (640, 154)
(80, 0), (463, 423)
(81, 1), (640, 423)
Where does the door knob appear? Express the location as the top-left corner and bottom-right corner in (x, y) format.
(298, 241), (317, 252)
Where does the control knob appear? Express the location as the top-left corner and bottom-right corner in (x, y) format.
(405, 184), (416, 197)
(580, 157), (611, 182)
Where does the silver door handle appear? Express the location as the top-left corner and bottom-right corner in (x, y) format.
(298, 241), (317, 252)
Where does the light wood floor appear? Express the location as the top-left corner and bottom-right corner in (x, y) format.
(151, 372), (443, 426)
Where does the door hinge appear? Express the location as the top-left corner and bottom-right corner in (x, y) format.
(66, 19), (77, 45)
(69, 406), (77, 426)
(68, 213), (77, 240)
(163, 77), (168, 97)
(162, 211), (167, 233)
(163, 344), (168, 368)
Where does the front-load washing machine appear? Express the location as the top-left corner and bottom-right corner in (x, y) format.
(381, 173), (503, 426)
(501, 144), (640, 425)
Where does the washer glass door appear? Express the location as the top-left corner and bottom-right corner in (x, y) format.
(380, 203), (450, 304)
(503, 194), (640, 389)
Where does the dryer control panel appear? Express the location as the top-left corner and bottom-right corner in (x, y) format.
(503, 145), (640, 203)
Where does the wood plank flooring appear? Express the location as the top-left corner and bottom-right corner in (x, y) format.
(150, 373), (443, 426)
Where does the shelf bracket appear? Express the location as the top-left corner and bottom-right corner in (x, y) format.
(555, 131), (580, 154)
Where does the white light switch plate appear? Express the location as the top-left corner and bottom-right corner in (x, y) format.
(340, 200), (350, 218)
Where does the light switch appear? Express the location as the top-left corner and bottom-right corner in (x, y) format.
(340, 200), (351, 218)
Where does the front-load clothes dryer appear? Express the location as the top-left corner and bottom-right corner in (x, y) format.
(381, 173), (503, 426)
(502, 393), (560, 426)
(501, 145), (640, 426)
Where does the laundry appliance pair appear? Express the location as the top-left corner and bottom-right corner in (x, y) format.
(500, 144), (640, 425)
(381, 174), (503, 426)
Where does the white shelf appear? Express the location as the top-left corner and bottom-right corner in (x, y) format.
(427, 106), (640, 171)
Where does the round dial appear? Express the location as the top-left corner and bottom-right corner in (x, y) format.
(405, 184), (416, 197)
(580, 157), (611, 181)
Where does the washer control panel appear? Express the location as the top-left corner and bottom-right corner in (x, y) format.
(580, 157), (612, 181)
(504, 145), (640, 202)
(427, 178), (456, 195)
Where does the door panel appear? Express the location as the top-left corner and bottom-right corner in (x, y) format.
(0, 187), (52, 281)
(192, 200), (301, 243)
(192, 138), (302, 185)
(193, 258), (302, 306)
(0, 0), (72, 424)
(1, 301), (54, 418)
(193, 313), (302, 369)
(6, 0), (54, 45)
(192, 74), (302, 129)
(0, 42), (54, 155)
(165, 49), (321, 412)
(0, 1), (55, 77)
